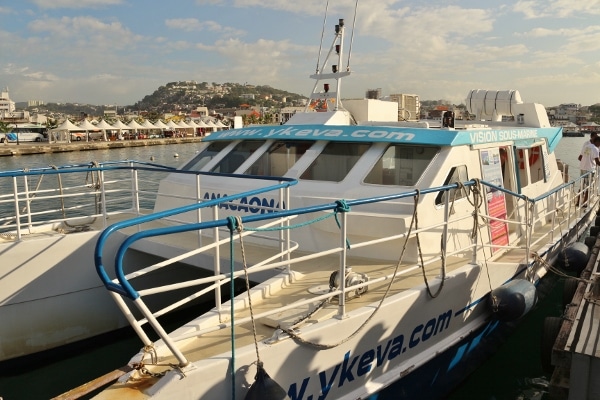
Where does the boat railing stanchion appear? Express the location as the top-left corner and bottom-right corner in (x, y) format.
(337, 209), (348, 319)
(99, 169), (109, 228)
(132, 167), (141, 222)
(442, 186), (450, 269)
(12, 176), (22, 240)
(195, 174), (202, 248)
(212, 204), (223, 315)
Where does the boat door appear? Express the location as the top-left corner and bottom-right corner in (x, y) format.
(499, 146), (521, 242)
(479, 146), (520, 252)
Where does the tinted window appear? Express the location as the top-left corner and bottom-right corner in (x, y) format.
(300, 142), (370, 182)
(365, 145), (438, 186)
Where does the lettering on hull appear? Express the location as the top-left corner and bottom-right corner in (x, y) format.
(288, 309), (452, 400)
(204, 192), (285, 213)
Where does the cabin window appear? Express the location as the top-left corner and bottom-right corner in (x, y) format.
(300, 142), (369, 182)
(435, 165), (470, 205)
(244, 141), (314, 176)
(364, 145), (439, 186)
(180, 141), (230, 171)
(210, 141), (265, 173)
(515, 145), (544, 187)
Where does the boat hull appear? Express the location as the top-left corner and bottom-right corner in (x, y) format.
(0, 231), (129, 362)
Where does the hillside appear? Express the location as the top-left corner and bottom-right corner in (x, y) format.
(20, 81), (307, 116)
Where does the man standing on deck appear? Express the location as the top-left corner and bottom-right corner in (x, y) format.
(577, 135), (600, 206)
(578, 131), (598, 162)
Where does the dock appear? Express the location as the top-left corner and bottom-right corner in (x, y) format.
(549, 230), (600, 399)
(0, 137), (204, 157)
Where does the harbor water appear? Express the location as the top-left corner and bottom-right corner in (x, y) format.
(0, 137), (589, 399)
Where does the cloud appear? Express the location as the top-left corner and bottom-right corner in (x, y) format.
(29, 0), (124, 9)
(514, 0), (600, 19)
(27, 16), (143, 49)
(165, 18), (245, 36)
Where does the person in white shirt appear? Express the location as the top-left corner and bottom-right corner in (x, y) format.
(578, 131), (598, 164)
(577, 136), (600, 206)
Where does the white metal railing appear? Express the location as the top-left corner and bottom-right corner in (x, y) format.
(96, 178), (593, 367)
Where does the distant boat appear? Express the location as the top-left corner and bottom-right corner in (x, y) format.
(560, 122), (583, 137)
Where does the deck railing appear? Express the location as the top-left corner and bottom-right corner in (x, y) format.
(93, 175), (596, 368)
(0, 161), (176, 239)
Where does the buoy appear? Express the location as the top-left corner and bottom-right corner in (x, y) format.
(584, 236), (597, 249)
(541, 316), (562, 374)
(174, 153), (179, 158)
(556, 242), (589, 273)
(562, 277), (580, 308)
(150, 156), (155, 161)
(245, 362), (287, 400)
(489, 279), (537, 321)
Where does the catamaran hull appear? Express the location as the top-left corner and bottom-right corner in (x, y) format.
(0, 230), (212, 363)
(0, 231), (129, 362)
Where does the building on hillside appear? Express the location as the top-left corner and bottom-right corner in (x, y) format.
(279, 106), (305, 124)
(190, 106), (209, 118)
(0, 88), (16, 119)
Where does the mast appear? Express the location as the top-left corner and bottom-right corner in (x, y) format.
(306, 18), (351, 112)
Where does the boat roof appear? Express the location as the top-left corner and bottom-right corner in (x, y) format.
(204, 124), (562, 152)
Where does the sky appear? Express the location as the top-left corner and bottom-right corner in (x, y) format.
(1, 0), (599, 108)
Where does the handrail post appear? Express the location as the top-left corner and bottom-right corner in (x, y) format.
(337, 211), (348, 319)
(23, 174), (33, 232)
(133, 298), (190, 367)
(100, 169), (109, 228)
(12, 176), (22, 240)
(525, 199), (532, 267)
(196, 174), (202, 248)
(470, 184), (479, 265)
(442, 188), (450, 265)
(285, 185), (291, 273)
(212, 205), (222, 315)
(132, 165), (140, 217)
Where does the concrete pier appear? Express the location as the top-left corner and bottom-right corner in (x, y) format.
(0, 137), (203, 157)
(549, 235), (600, 399)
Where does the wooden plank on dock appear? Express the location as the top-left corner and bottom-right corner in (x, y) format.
(549, 235), (600, 399)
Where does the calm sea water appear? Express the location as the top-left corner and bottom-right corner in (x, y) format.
(0, 137), (589, 399)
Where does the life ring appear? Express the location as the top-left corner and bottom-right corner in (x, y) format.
(518, 147), (541, 169)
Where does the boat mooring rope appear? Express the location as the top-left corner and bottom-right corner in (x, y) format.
(228, 189), (428, 350)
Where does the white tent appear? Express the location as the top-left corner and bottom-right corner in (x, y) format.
(153, 120), (169, 129)
(78, 119), (100, 142)
(140, 120), (158, 137)
(127, 119), (144, 130)
(49, 119), (80, 143)
(186, 120), (201, 136)
(140, 120), (157, 129)
(110, 120), (131, 140)
(176, 120), (193, 136)
(95, 119), (116, 141)
(193, 119), (209, 136)
(127, 120), (145, 139)
(205, 120), (218, 132)
(215, 120), (228, 129)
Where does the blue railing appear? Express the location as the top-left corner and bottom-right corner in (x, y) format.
(94, 173), (298, 299)
(95, 180), (478, 300)
(91, 174), (598, 369)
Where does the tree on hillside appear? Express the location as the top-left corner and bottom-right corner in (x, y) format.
(45, 118), (58, 130)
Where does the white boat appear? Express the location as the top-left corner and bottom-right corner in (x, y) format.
(0, 9), (596, 400)
(67, 10), (599, 400)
